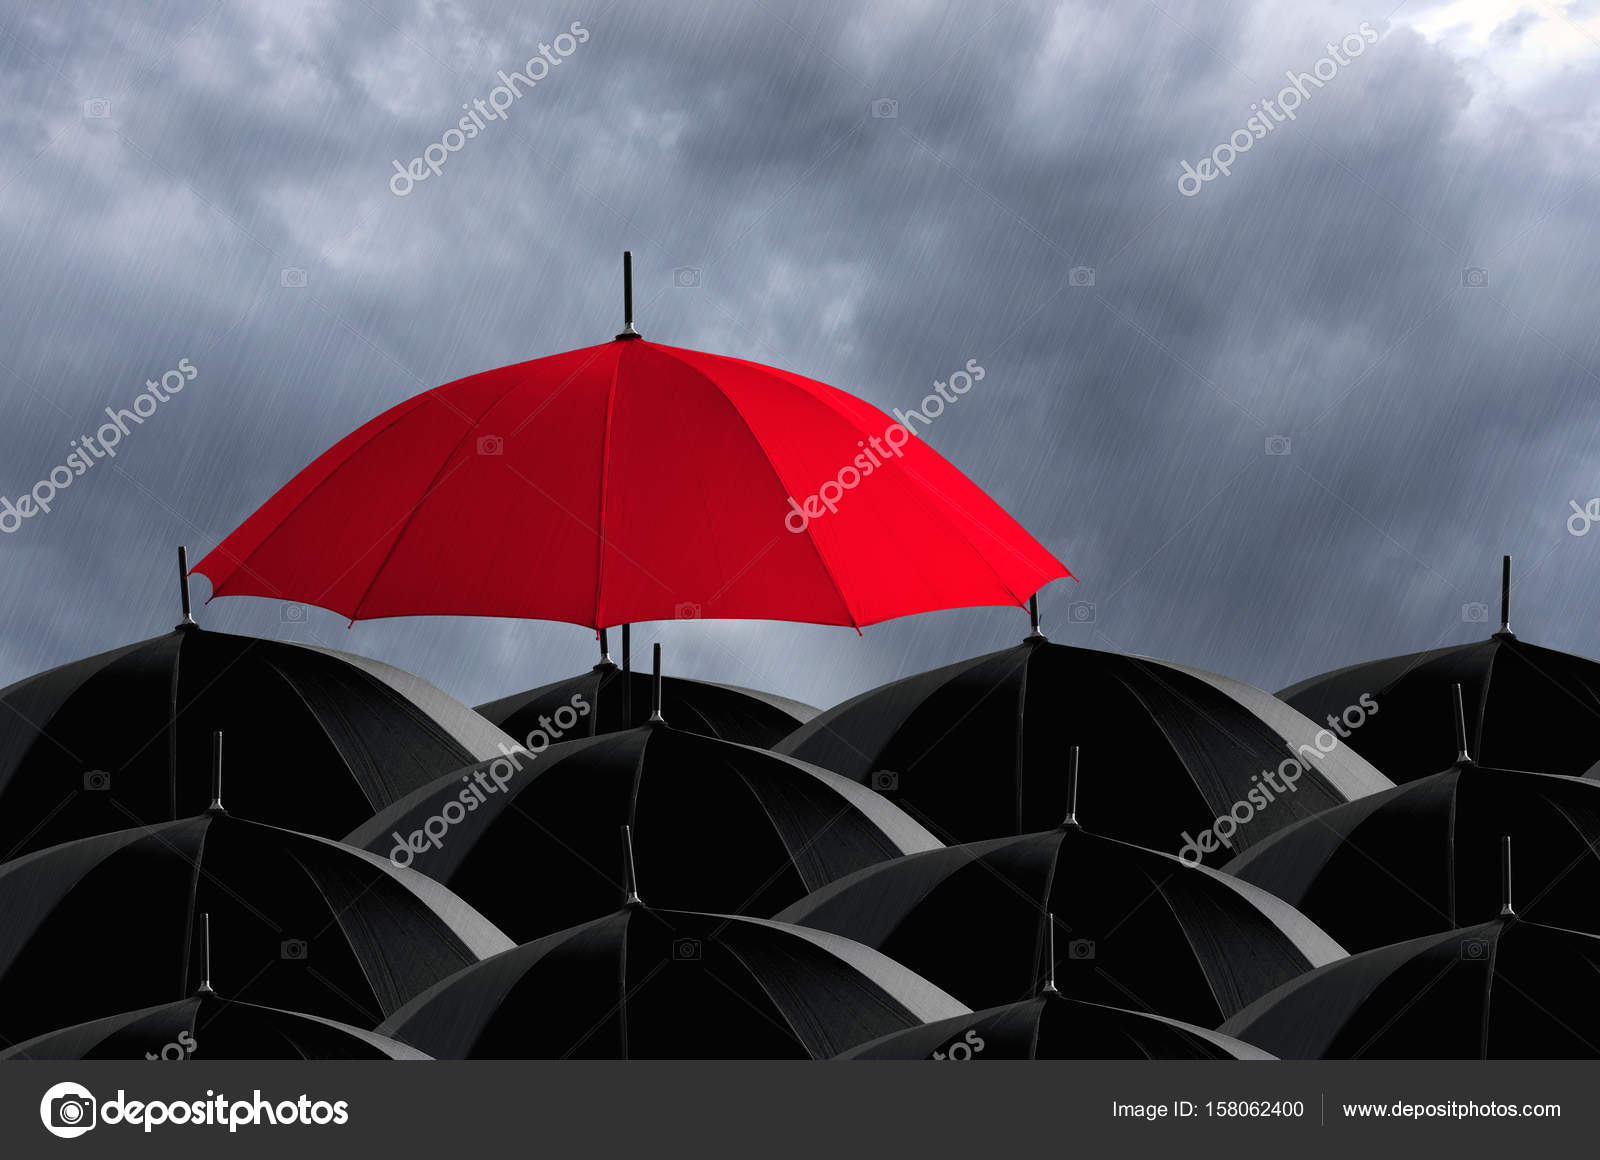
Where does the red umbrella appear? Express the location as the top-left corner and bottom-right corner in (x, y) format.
(193, 255), (1069, 630)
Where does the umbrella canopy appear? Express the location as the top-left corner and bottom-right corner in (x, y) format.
(1279, 556), (1600, 782)
(2, 994), (430, 1060)
(1221, 912), (1600, 1059)
(774, 800), (1344, 1027)
(192, 257), (1068, 630)
(840, 995), (1273, 1060)
(378, 903), (968, 1059)
(0, 614), (517, 859)
(477, 639), (816, 749)
(776, 633), (1391, 855)
(347, 682), (939, 942)
(1226, 736), (1600, 951)
(0, 808), (512, 1047)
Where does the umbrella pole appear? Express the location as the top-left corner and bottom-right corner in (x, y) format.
(1026, 593), (1045, 641)
(648, 643), (666, 726)
(621, 824), (642, 906)
(1040, 912), (1060, 996)
(1499, 554), (1513, 637)
(197, 912), (215, 996)
(1451, 683), (1474, 766)
(615, 251), (641, 340)
(621, 624), (632, 726)
(1062, 746), (1080, 828)
(176, 545), (197, 629)
(208, 731), (225, 813)
(1500, 834), (1516, 918)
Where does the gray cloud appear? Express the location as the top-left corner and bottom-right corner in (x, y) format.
(0, 0), (1597, 720)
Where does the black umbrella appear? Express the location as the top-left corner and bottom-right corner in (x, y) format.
(842, 998), (1271, 1060)
(0, 548), (519, 859)
(478, 624), (817, 748)
(378, 827), (967, 1059)
(777, 601), (1390, 855)
(348, 646), (938, 942)
(774, 750), (1344, 1027)
(2, 918), (429, 1060)
(1227, 687), (1600, 951)
(1280, 556), (1600, 783)
(0, 737), (512, 1048)
(1223, 838), (1600, 1058)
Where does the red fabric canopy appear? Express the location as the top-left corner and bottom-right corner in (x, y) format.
(195, 339), (1070, 629)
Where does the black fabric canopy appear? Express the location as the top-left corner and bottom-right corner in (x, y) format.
(775, 820), (1344, 1027)
(0, 625), (516, 858)
(477, 661), (816, 748)
(0, 811), (512, 1048)
(1280, 634), (1600, 783)
(777, 636), (1390, 858)
(347, 722), (939, 942)
(2, 993), (430, 1060)
(378, 904), (968, 1059)
(1227, 762), (1600, 951)
(841, 994), (1273, 1060)
(1221, 916), (1600, 1058)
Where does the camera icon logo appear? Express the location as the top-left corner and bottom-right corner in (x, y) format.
(675, 601), (702, 620)
(674, 267), (701, 288)
(280, 602), (307, 623)
(476, 434), (505, 456)
(280, 267), (307, 288)
(281, 938), (309, 961)
(871, 770), (899, 792)
(1460, 937), (1491, 960)
(1462, 602), (1489, 624)
(1462, 267), (1488, 288)
(1067, 600), (1096, 624)
(83, 770), (111, 791)
(82, 98), (110, 120)
(40, 1082), (97, 1138)
(1068, 266), (1095, 287)
(1067, 938), (1096, 961)
(870, 98), (898, 119)
(1264, 435), (1291, 456)
(673, 937), (702, 961)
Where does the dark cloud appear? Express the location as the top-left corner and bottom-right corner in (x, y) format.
(1, 0), (1597, 719)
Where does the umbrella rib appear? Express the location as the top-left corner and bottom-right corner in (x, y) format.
(648, 344), (862, 629)
(346, 377), (531, 623)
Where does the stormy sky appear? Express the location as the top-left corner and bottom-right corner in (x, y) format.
(1, 0), (1596, 718)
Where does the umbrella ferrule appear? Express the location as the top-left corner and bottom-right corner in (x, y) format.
(207, 730), (226, 814)
(648, 643), (666, 725)
(1039, 913), (1060, 997)
(195, 912), (216, 996)
(1451, 683), (1474, 766)
(621, 824), (642, 906)
(1061, 745), (1080, 828)
(1024, 593), (1046, 643)
(615, 251), (642, 340)
(175, 546), (198, 629)
(1499, 834), (1516, 918)
(1495, 553), (1515, 638)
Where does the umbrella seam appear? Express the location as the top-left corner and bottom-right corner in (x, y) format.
(592, 342), (624, 627)
(648, 344), (861, 629)
(345, 374), (535, 623)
